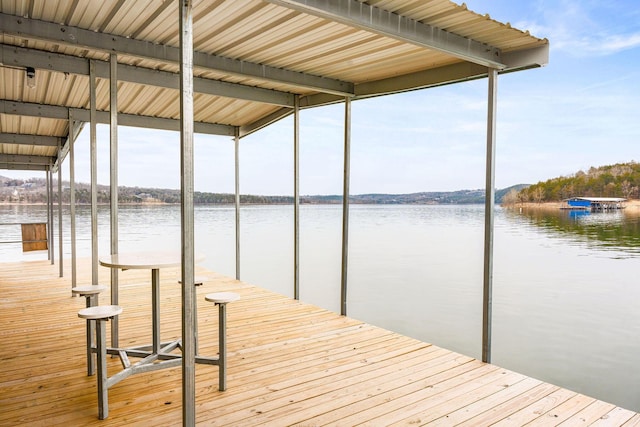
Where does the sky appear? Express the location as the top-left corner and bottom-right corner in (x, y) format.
(4, 0), (640, 196)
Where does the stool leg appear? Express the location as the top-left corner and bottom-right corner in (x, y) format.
(194, 296), (199, 355)
(85, 295), (96, 376)
(218, 302), (228, 391)
(96, 319), (109, 420)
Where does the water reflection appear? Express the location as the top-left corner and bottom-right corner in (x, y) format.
(504, 205), (640, 256)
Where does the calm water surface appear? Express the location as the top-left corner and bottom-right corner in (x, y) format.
(1, 203), (639, 411)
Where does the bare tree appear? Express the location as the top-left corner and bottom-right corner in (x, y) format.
(501, 189), (520, 206)
(532, 187), (545, 204)
(621, 180), (635, 199)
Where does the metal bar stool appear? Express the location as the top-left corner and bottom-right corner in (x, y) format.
(78, 305), (122, 420)
(205, 292), (240, 391)
(72, 285), (107, 375)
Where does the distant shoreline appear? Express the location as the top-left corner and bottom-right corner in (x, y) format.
(0, 201), (482, 206)
(0, 176), (524, 205)
(4, 199), (640, 209)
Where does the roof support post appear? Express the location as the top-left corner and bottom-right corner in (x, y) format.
(58, 142), (63, 277)
(90, 60), (99, 286)
(110, 53), (120, 348)
(43, 167), (48, 261)
(179, 1), (196, 424)
(294, 95), (300, 300)
(69, 113), (77, 289)
(234, 128), (241, 280)
(47, 165), (53, 264)
(482, 68), (498, 363)
(341, 96), (352, 316)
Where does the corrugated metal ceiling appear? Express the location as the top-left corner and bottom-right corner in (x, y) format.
(0, 0), (548, 171)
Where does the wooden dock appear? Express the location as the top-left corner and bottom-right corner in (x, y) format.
(1, 259), (638, 426)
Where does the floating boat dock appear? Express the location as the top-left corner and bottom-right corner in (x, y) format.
(1, 259), (638, 426)
(563, 197), (627, 211)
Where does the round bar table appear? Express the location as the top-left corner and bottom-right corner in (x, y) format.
(99, 252), (191, 353)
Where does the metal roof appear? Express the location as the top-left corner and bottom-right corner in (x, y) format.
(0, 0), (549, 172)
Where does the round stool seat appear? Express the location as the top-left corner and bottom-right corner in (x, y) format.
(72, 285), (107, 296)
(205, 292), (240, 304)
(78, 305), (122, 320)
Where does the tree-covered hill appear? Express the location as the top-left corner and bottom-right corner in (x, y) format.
(1, 176), (520, 205)
(504, 162), (640, 204)
(0, 177), (292, 204)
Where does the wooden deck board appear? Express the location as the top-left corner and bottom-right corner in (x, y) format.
(623, 414), (640, 426)
(491, 387), (578, 426)
(1, 258), (636, 426)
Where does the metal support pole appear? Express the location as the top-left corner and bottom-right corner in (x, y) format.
(96, 318), (108, 420)
(482, 68), (498, 364)
(234, 128), (241, 280)
(90, 60), (98, 286)
(340, 97), (352, 316)
(109, 53), (120, 347)
(46, 166), (52, 263)
(49, 166), (55, 264)
(58, 146), (63, 277)
(45, 168), (49, 261)
(152, 268), (161, 354)
(293, 95), (300, 300)
(69, 115), (77, 289)
(218, 302), (228, 391)
(84, 294), (97, 376)
(179, 1), (196, 424)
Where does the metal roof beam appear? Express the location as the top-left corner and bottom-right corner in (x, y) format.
(0, 162), (48, 171)
(0, 13), (353, 96)
(0, 100), (235, 136)
(52, 119), (85, 174)
(0, 133), (61, 147)
(0, 100), (69, 120)
(240, 91), (357, 137)
(356, 62), (490, 97)
(239, 108), (294, 138)
(298, 49), (549, 101)
(68, 108), (236, 137)
(293, 64), (490, 107)
(265, 0), (505, 69)
(242, 48), (550, 131)
(0, 154), (55, 166)
(502, 45), (549, 71)
(240, 92), (358, 137)
(0, 44), (296, 107)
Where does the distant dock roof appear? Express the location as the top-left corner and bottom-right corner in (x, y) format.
(568, 197), (627, 202)
(565, 197), (627, 210)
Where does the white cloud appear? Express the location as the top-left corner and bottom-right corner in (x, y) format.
(523, 0), (640, 57)
(556, 32), (640, 56)
(598, 33), (640, 53)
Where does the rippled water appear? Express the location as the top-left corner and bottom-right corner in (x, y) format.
(1, 203), (639, 411)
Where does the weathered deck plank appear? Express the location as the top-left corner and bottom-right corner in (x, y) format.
(0, 258), (636, 426)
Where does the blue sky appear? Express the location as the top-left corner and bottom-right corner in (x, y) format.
(5, 0), (640, 195)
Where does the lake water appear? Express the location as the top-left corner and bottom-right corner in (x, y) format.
(1, 203), (639, 411)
